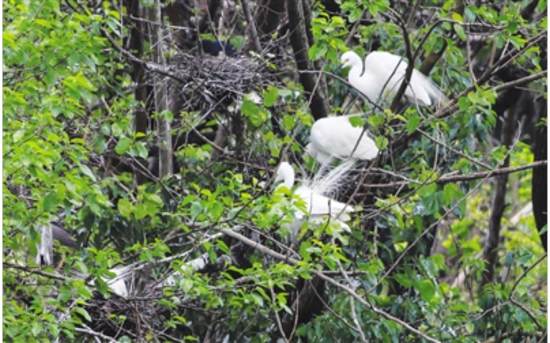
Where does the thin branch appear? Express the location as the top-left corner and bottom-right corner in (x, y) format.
(75, 325), (118, 343)
(220, 228), (442, 343)
(241, 0), (262, 52)
(418, 129), (492, 170)
(494, 70), (547, 92)
(510, 254), (547, 295)
(509, 297), (544, 331)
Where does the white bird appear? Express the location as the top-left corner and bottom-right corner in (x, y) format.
(305, 114), (379, 166)
(101, 266), (130, 298)
(274, 161), (355, 237)
(34, 223), (129, 297)
(340, 51), (446, 107)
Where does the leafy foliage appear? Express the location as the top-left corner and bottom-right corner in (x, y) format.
(3, 0), (546, 342)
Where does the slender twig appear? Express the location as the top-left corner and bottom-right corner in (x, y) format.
(220, 228), (442, 343)
(494, 70), (547, 92)
(418, 129), (492, 170)
(75, 325), (118, 343)
(335, 252), (367, 342)
(510, 254), (547, 295)
(241, 0), (262, 52)
(509, 297), (544, 331)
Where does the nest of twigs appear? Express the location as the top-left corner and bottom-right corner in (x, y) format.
(85, 286), (177, 340)
(162, 52), (273, 113)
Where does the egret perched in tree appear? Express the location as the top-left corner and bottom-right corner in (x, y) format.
(305, 114), (379, 166)
(339, 51), (446, 107)
(274, 161), (355, 236)
(35, 222), (129, 297)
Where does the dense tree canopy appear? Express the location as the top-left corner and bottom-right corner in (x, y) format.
(3, 0), (547, 342)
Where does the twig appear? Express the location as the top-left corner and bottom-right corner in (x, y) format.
(510, 254), (547, 295)
(220, 227), (442, 343)
(509, 297), (544, 331)
(385, 9), (416, 113)
(241, 0), (262, 52)
(335, 251), (367, 343)
(418, 129), (492, 170)
(494, 70), (547, 92)
(75, 325), (118, 343)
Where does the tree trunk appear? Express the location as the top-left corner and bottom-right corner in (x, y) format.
(128, 0), (150, 185)
(480, 103), (518, 290)
(287, 0), (330, 120)
(256, 0), (286, 42)
(147, 1), (173, 177)
(532, 96), (547, 252)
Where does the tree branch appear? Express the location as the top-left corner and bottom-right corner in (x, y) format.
(220, 228), (442, 343)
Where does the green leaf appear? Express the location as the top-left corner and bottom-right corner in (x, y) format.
(394, 274), (412, 288)
(407, 114), (421, 134)
(115, 137), (132, 155)
(417, 183), (437, 197)
(78, 164), (97, 182)
(308, 42), (328, 61)
(375, 136), (389, 151)
(73, 307), (92, 322)
(43, 192), (57, 211)
(452, 13), (463, 22)
(413, 279), (435, 302)
(117, 198), (133, 219)
(241, 98), (267, 127)
(263, 86), (278, 107)
(31, 322), (42, 336)
(283, 115), (295, 130)
(443, 183), (459, 205)
(180, 278), (193, 293)
(348, 116), (364, 128)
(453, 23), (466, 41)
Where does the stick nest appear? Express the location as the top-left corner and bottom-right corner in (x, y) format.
(163, 53), (274, 111)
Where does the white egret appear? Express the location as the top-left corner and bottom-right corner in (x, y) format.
(274, 161), (355, 236)
(305, 114), (379, 166)
(35, 223), (129, 297)
(340, 51), (446, 107)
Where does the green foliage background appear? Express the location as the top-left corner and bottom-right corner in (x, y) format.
(3, 0), (547, 342)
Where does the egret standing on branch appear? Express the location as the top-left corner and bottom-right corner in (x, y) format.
(339, 51), (446, 107)
(274, 161), (356, 236)
(306, 114), (379, 167)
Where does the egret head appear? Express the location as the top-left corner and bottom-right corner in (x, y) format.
(275, 162), (295, 189)
(339, 51), (362, 69)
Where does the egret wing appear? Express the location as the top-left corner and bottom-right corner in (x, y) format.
(310, 116), (378, 162)
(365, 51), (433, 105)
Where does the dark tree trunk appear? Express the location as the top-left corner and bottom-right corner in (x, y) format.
(532, 97), (547, 252)
(164, 0), (196, 48)
(127, 0), (150, 185)
(256, 0), (285, 42)
(481, 103), (518, 291)
(287, 0), (330, 120)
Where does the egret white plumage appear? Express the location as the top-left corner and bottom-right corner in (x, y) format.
(340, 51), (446, 107)
(35, 222), (129, 297)
(274, 161), (355, 236)
(305, 114), (379, 166)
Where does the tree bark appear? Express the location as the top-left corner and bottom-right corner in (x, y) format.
(481, 103), (518, 290)
(127, 0), (150, 185)
(256, 0), (285, 42)
(287, 0), (330, 120)
(163, 0), (199, 48)
(147, 0), (173, 177)
(532, 96), (547, 252)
